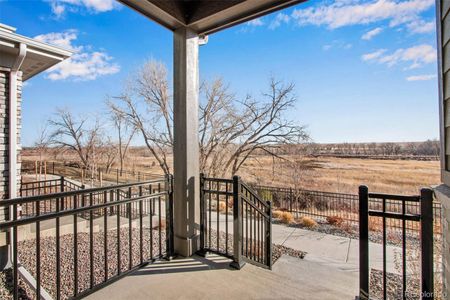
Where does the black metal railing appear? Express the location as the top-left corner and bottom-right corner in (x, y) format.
(20, 177), (85, 217)
(255, 185), (442, 234)
(359, 186), (434, 300)
(0, 176), (174, 300)
(199, 175), (272, 269)
(199, 175), (234, 258)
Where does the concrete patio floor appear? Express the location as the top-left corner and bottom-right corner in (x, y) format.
(85, 220), (405, 299)
(86, 253), (358, 300)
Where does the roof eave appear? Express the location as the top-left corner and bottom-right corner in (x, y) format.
(119, 0), (307, 35)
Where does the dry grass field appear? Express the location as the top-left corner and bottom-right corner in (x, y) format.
(240, 155), (440, 195)
(23, 149), (440, 195)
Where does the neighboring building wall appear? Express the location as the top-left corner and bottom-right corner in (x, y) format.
(437, 1), (450, 298)
(0, 68), (22, 268)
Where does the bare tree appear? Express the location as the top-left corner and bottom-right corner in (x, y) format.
(48, 108), (103, 170)
(110, 59), (309, 177)
(34, 123), (50, 165)
(108, 106), (136, 175)
(98, 137), (118, 173)
(109, 60), (173, 175)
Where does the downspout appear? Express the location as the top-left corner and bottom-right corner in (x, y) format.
(9, 43), (26, 200)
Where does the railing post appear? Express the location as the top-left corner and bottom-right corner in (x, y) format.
(289, 187), (293, 212)
(420, 188), (434, 300)
(359, 185), (369, 300)
(60, 176), (65, 210)
(266, 200), (272, 270)
(165, 174), (174, 259)
(231, 175), (245, 269)
(197, 173), (207, 257)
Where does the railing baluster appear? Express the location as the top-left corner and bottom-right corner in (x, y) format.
(73, 194), (78, 297)
(225, 182), (229, 256)
(149, 184), (153, 260)
(56, 196), (61, 300)
(12, 204), (18, 300)
(89, 192), (94, 288)
(216, 183), (219, 253)
(139, 186), (143, 264)
(116, 189), (121, 275)
(128, 187), (132, 270)
(382, 197), (387, 300)
(402, 198), (406, 300)
(199, 174), (205, 254)
(158, 182), (162, 257)
(104, 190), (108, 282)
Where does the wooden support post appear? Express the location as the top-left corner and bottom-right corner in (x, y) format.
(172, 27), (200, 257)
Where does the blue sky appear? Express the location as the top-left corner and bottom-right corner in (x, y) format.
(0, 0), (439, 146)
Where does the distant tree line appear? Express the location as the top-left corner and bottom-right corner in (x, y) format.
(302, 140), (440, 157)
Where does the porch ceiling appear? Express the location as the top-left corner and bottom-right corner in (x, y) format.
(118, 0), (307, 35)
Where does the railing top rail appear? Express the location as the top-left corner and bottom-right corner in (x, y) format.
(254, 184), (358, 198)
(202, 177), (233, 183)
(368, 192), (420, 202)
(241, 181), (270, 209)
(0, 190), (168, 229)
(241, 194), (270, 218)
(21, 178), (61, 185)
(2, 177), (168, 206)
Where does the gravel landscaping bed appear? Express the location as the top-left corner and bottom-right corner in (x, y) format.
(370, 269), (420, 300)
(1, 227), (166, 300)
(275, 219), (422, 247)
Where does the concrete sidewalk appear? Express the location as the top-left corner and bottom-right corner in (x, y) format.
(212, 214), (402, 274)
(272, 223), (402, 274)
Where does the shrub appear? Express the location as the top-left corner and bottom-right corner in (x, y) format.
(368, 217), (381, 232)
(326, 216), (344, 226)
(218, 201), (227, 213)
(158, 220), (166, 230)
(300, 216), (318, 228)
(272, 210), (284, 219)
(280, 212), (295, 224)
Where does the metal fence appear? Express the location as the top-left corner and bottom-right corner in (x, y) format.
(0, 176), (174, 300)
(254, 185), (442, 233)
(22, 160), (162, 185)
(359, 186), (434, 300)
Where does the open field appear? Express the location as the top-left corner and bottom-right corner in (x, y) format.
(240, 155), (440, 195)
(23, 149), (440, 195)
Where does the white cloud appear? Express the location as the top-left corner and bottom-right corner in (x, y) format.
(34, 30), (120, 81)
(269, 13), (290, 29)
(362, 49), (387, 61)
(406, 19), (435, 34)
(362, 44), (437, 69)
(292, 0), (434, 33)
(51, 2), (65, 18)
(34, 30), (79, 51)
(323, 40), (352, 51)
(47, 0), (118, 18)
(362, 27), (383, 40)
(247, 18), (264, 27)
(406, 74), (437, 81)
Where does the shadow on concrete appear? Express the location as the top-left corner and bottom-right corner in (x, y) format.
(129, 254), (234, 276)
